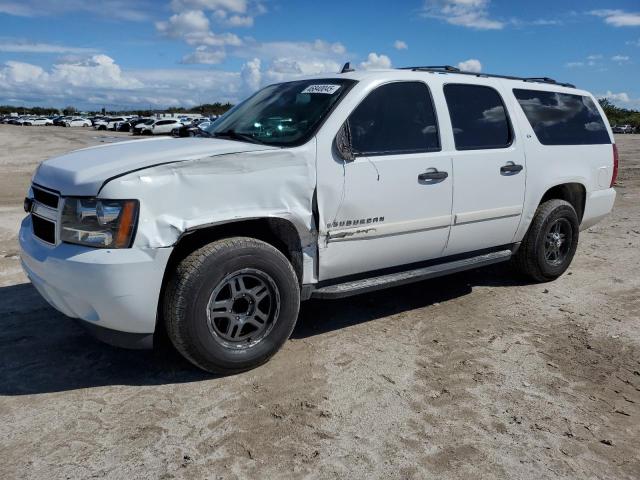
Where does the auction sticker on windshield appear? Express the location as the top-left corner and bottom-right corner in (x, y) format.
(301, 84), (341, 94)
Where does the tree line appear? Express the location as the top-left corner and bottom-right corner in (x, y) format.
(598, 99), (640, 129)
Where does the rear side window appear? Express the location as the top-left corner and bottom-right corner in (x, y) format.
(348, 81), (440, 155)
(513, 89), (611, 145)
(444, 84), (512, 150)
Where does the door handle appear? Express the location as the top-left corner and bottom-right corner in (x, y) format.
(500, 163), (523, 174)
(418, 169), (448, 181)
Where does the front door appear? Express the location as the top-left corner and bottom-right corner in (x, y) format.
(316, 81), (453, 281)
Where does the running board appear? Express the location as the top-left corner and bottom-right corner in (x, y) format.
(310, 249), (512, 299)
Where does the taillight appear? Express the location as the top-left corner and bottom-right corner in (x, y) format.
(611, 144), (619, 187)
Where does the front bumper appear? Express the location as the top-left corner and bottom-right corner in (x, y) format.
(19, 215), (173, 337)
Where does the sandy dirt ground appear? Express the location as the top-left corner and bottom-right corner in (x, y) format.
(0, 124), (638, 479)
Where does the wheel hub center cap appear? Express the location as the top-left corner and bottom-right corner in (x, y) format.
(232, 295), (254, 315)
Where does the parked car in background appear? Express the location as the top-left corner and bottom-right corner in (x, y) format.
(612, 124), (636, 134)
(94, 117), (128, 131)
(117, 118), (147, 132)
(17, 117), (36, 125)
(132, 119), (155, 135)
(141, 118), (181, 135)
(171, 119), (212, 137)
(23, 117), (53, 126)
(64, 117), (92, 127)
(52, 116), (67, 126)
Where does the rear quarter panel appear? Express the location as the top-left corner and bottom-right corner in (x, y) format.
(507, 86), (615, 241)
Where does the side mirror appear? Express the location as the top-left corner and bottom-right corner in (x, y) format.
(334, 121), (355, 162)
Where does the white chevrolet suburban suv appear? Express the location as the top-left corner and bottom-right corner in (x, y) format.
(20, 65), (618, 373)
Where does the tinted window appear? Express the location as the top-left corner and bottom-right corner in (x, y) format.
(444, 84), (512, 150)
(513, 89), (611, 145)
(348, 82), (440, 155)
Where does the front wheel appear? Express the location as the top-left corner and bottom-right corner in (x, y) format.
(512, 199), (579, 282)
(164, 237), (300, 374)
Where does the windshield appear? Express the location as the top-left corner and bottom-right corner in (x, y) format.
(204, 78), (356, 147)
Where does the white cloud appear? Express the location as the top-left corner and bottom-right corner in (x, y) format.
(225, 14), (254, 27)
(590, 9), (640, 27)
(171, 0), (249, 14)
(422, 0), (504, 30)
(50, 55), (143, 89)
(566, 53), (632, 69)
(156, 1), (269, 65)
(393, 40), (408, 50)
(611, 55), (630, 63)
(0, 0), (152, 21)
(529, 19), (562, 26)
(241, 57), (261, 93)
(181, 46), (226, 64)
(0, 40), (97, 54)
(156, 9), (242, 55)
(184, 31), (242, 47)
(235, 54), (343, 94)
(598, 91), (630, 103)
(213, 9), (254, 27)
(264, 58), (341, 83)
(1, 61), (47, 82)
(168, 0), (266, 28)
(457, 58), (482, 72)
(360, 52), (392, 70)
(627, 39), (640, 47)
(0, 54), (243, 109)
(156, 10), (211, 38)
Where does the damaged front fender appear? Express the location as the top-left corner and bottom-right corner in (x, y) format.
(99, 140), (318, 281)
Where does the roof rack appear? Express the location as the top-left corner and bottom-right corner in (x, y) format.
(399, 66), (576, 88)
(399, 65), (461, 72)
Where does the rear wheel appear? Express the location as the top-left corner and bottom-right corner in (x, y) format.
(164, 237), (300, 374)
(512, 199), (579, 282)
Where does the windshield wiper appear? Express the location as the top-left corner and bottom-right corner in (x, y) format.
(213, 129), (265, 145)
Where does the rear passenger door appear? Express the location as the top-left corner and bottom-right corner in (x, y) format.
(443, 83), (526, 255)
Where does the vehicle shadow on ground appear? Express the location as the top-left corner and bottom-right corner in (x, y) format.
(0, 264), (530, 395)
(293, 263), (529, 339)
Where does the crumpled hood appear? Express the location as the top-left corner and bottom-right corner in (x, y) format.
(33, 136), (277, 196)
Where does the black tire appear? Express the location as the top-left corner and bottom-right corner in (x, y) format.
(164, 237), (300, 374)
(512, 199), (579, 282)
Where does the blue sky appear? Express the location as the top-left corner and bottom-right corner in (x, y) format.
(0, 0), (639, 110)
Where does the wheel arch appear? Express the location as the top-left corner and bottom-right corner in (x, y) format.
(167, 217), (306, 282)
(538, 182), (586, 222)
(154, 216), (308, 341)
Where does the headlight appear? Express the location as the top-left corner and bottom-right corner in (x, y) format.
(61, 198), (139, 248)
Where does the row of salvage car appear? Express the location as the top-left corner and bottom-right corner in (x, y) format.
(0, 114), (219, 137)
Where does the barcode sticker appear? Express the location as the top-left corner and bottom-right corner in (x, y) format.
(301, 84), (341, 94)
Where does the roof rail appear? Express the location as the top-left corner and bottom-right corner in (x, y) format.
(399, 65), (460, 72)
(398, 66), (576, 88)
